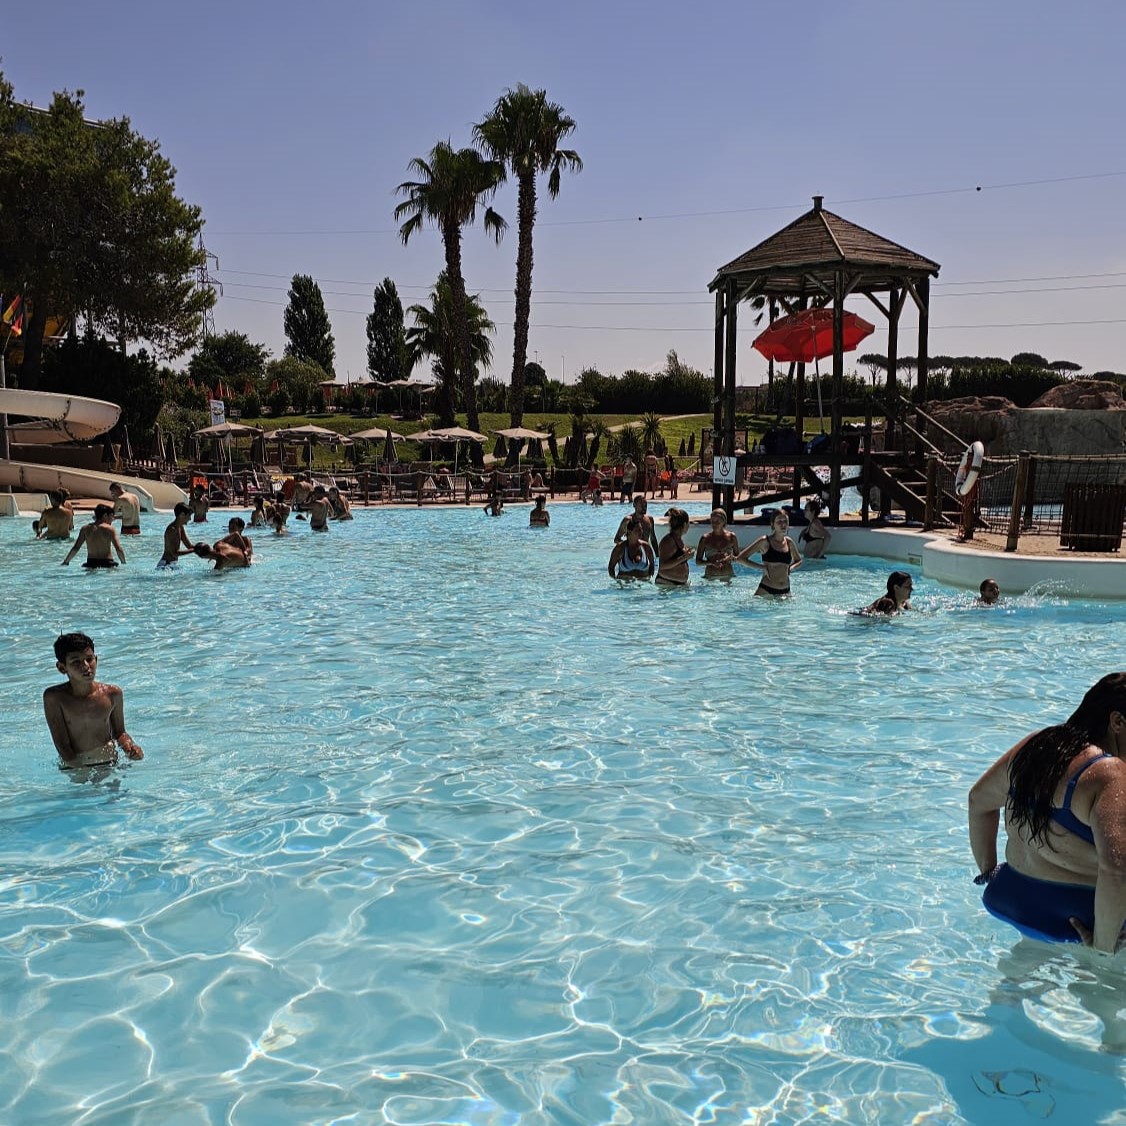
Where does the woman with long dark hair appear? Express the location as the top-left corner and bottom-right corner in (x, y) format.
(968, 673), (1126, 951)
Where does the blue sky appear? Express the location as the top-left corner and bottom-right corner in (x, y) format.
(5, 0), (1125, 383)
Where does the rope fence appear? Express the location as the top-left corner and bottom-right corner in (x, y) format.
(930, 453), (1126, 552)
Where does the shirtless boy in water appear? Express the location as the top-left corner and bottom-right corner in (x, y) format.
(193, 540), (250, 569)
(158, 503), (195, 567)
(43, 633), (143, 768)
(109, 482), (142, 535)
(35, 491), (75, 539)
(308, 486), (331, 531)
(61, 506), (127, 568)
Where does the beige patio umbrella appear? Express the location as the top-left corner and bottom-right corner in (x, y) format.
(495, 426), (550, 467)
(417, 426), (487, 473)
(350, 426), (407, 442)
(193, 421), (264, 473)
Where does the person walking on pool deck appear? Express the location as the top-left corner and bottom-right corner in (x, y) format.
(61, 506), (127, 568)
(620, 456), (637, 503)
(733, 509), (802, 597)
(968, 672), (1126, 951)
(108, 482), (142, 535)
(189, 483), (210, 523)
(158, 503), (195, 568)
(43, 632), (143, 769)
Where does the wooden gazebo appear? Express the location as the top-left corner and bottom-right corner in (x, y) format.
(708, 196), (940, 518)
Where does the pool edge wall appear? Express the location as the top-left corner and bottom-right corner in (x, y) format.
(828, 526), (1126, 599)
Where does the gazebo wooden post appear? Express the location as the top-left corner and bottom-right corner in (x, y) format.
(829, 272), (845, 521)
(721, 280), (738, 519)
(886, 288), (900, 454)
(712, 287), (725, 512)
(915, 276), (931, 437)
(767, 298), (777, 409)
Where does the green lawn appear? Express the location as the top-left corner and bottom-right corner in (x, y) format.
(234, 410), (848, 470)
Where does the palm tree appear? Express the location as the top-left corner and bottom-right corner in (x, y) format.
(474, 86), (581, 427)
(395, 142), (505, 432)
(406, 272), (494, 426)
(640, 412), (663, 454)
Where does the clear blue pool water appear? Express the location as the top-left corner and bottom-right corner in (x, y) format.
(2, 501), (1124, 1125)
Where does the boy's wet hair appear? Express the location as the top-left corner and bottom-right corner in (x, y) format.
(94, 504), (114, 522)
(174, 502), (191, 517)
(54, 632), (94, 662)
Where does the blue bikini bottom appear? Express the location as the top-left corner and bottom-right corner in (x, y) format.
(982, 863), (1094, 944)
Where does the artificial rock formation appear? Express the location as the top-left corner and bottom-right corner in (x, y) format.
(923, 381), (1126, 456)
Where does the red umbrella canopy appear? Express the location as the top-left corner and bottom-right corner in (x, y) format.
(753, 309), (875, 365)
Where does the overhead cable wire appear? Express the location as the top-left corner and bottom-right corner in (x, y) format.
(207, 170), (1126, 235)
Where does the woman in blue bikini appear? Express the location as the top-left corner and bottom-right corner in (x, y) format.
(968, 672), (1126, 952)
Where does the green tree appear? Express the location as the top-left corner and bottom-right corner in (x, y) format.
(283, 274), (335, 374)
(640, 411), (664, 453)
(1012, 352), (1049, 369)
(0, 72), (211, 385)
(366, 277), (412, 380)
(405, 271), (495, 426)
(188, 330), (269, 390)
(474, 85), (581, 426)
(265, 354), (324, 415)
(41, 330), (164, 443)
(395, 141), (505, 433)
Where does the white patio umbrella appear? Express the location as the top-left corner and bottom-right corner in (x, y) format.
(423, 425), (487, 474)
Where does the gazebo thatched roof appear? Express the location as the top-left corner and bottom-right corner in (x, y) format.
(709, 196), (939, 297)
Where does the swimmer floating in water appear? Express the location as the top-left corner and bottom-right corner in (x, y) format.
(193, 540), (250, 570)
(968, 672), (1126, 951)
(861, 571), (913, 615)
(977, 578), (1001, 606)
(43, 632), (143, 769)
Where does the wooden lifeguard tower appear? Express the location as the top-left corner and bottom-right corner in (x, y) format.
(708, 196), (941, 520)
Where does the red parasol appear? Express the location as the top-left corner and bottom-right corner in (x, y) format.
(753, 308), (875, 364)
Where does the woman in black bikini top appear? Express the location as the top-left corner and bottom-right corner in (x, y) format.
(733, 510), (801, 596)
(798, 499), (831, 559)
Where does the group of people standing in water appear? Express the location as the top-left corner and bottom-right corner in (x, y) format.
(39, 476), (358, 573)
(607, 495), (819, 593)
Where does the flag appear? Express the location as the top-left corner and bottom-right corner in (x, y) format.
(2, 295), (23, 337)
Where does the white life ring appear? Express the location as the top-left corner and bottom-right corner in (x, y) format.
(955, 441), (984, 497)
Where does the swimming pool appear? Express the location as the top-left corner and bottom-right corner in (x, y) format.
(2, 502), (1124, 1125)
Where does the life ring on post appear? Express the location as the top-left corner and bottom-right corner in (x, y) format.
(955, 441), (984, 496)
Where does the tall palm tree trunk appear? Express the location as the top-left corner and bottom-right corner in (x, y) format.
(441, 223), (480, 432)
(509, 173), (537, 426)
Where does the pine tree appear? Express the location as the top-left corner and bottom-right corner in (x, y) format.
(283, 274), (335, 374)
(366, 278), (411, 380)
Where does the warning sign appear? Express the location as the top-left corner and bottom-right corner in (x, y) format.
(712, 456), (736, 486)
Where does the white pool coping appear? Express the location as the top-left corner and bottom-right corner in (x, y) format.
(810, 525), (1123, 599)
(673, 518), (1126, 599)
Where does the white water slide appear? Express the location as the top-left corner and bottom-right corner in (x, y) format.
(0, 388), (187, 511)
